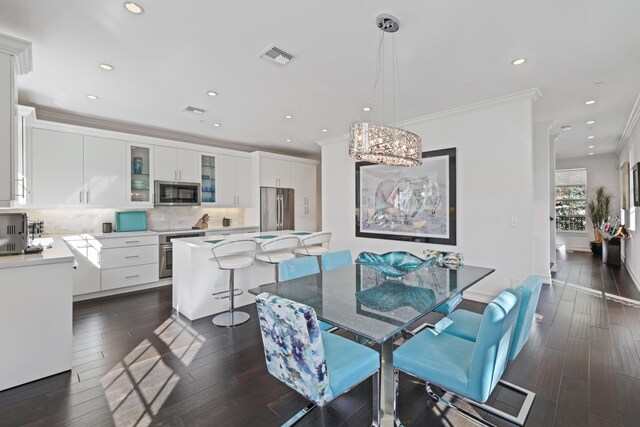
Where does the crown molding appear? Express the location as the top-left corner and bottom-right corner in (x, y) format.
(620, 91), (640, 152)
(316, 88), (542, 148)
(0, 33), (32, 74)
(30, 105), (318, 159)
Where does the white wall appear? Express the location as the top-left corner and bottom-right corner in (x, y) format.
(619, 103), (640, 287)
(321, 92), (539, 302)
(555, 154), (620, 251)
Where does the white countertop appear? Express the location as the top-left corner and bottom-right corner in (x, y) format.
(150, 225), (259, 235)
(0, 237), (75, 269)
(174, 230), (308, 248)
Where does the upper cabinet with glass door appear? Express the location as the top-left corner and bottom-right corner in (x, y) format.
(127, 143), (153, 206)
(200, 154), (216, 205)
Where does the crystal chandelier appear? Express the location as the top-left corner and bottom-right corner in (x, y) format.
(349, 14), (422, 167)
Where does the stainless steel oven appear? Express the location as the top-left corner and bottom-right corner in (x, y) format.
(159, 232), (205, 278)
(154, 181), (201, 206)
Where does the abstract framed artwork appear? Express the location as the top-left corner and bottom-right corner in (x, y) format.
(355, 147), (456, 245)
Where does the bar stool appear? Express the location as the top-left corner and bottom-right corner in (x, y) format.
(210, 238), (257, 327)
(295, 232), (332, 270)
(255, 235), (299, 282)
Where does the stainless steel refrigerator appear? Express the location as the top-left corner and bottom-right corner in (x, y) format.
(260, 187), (295, 231)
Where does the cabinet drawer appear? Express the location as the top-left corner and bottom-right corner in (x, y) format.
(101, 245), (158, 269)
(101, 264), (159, 291)
(99, 235), (158, 249)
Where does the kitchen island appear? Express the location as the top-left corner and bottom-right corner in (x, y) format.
(0, 237), (74, 391)
(172, 230), (311, 320)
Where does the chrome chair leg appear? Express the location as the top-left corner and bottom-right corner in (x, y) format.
(458, 380), (535, 426)
(372, 371), (381, 427)
(281, 402), (316, 427)
(393, 368), (403, 427)
(425, 383), (495, 426)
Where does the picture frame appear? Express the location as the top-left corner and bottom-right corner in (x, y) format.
(355, 147), (457, 245)
(621, 162), (630, 210)
(633, 163), (640, 207)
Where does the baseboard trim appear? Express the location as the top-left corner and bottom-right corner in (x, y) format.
(73, 279), (172, 302)
(463, 289), (496, 304)
(624, 259), (640, 295)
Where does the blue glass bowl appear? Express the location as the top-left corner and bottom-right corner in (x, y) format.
(355, 251), (436, 278)
(356, 280), (435, 312)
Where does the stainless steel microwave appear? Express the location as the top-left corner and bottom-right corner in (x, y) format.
(154, 181), (201, 206)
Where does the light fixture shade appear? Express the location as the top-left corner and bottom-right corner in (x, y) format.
(349, 122), (422, 167)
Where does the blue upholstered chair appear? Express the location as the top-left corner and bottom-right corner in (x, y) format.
(439, 275), (543, 361)
(320, 250), (353, 272)
(434, 293), (462, 315)
(393, 290), (521, 426)
(278, 256), (335, 332)
(255, 293), (380, 426)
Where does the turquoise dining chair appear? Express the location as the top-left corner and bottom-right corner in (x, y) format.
(428, 276), (543, 425)
(320, 250), (353, 272)
(255, 293), (380, 426)
(393, 290), (521, 426)
(278, 256), (336, 332)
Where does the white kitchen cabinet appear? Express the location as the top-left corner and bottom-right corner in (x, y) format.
(128, 143), (153, 206)
(293, 162), (316, 206)
(0, 35), (31, 207)
(31, 128), (84, 206)
(295, 205), (318, 232)
(217, 154), (252, 207)
(31, 130), (126, 207)
(155, 146), (200, 182)
(260, 157), (293, 188)
(64, 236), (101, 295)
(83, 136), (126, 206)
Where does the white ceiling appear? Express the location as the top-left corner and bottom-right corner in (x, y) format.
(0, 0), (638, 158)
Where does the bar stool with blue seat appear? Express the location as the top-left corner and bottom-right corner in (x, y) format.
(393, 290), (521, 426)
(209, 238), (257, 327)
(255, 235), (299, 282)
(255, 292), (380, 426)
(278, 256), (336, 333)
(320, 250), (352, 272)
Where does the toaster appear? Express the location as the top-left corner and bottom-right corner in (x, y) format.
(0, 213), (28, 255)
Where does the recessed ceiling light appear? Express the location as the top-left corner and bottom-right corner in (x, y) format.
(585, 100), (596, 105)
(587, 135), (595, 139)
(589, 152), (595, 155)
(213, 123), (221, 127)
(511, 58), (527, 66)
(588, 145), (595, 148)
(285, 139), (292, 142)
(87, 95), (99, 100)
(207, 91), (218, 97)
(561, 125), (572, 131)
(363, 107), (371, 112)
(285, 115), (293, 119)
(99, 63), (114, 71)
(586, 120), (595, 125)
(321, 129), (328, 133)
(124, 2), (144, 14)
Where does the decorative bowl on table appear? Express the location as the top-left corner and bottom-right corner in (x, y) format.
(355, 280), (435, 312)
(355, 250), (464, 278)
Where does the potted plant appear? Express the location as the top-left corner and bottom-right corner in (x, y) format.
(587, 186), (612, 256)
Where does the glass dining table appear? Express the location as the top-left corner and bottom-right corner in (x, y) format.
(249, 263), (495, 427)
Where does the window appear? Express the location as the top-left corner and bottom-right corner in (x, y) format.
(555, 168), (587, 231)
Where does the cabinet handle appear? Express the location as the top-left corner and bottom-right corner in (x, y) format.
(179, 170), (182, 180)
(79, 191), (83, 204)
(86, 191), (90, 203)
(125, 255), (140, 259)
(15, 178), (25, 198)
(236, 196), (240, 205)
(174, 170), (177, 181)
(125, 275), (140, 279)
(125, 240), (140, 244)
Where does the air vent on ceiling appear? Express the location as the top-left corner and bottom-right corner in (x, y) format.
(182, 106), (206, 115)
(259, 45), (294, 66)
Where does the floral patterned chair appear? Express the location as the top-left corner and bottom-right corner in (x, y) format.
(255, 292), (380, 425)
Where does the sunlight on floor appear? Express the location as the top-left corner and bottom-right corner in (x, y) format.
(101, 314), (205, 426)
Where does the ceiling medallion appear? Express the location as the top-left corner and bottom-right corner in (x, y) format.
(349, 14), (422, 167)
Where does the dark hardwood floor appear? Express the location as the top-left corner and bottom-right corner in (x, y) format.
(2, 250), (640, 426)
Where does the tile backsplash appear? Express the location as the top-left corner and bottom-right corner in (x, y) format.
(6, 207), (246, 235)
